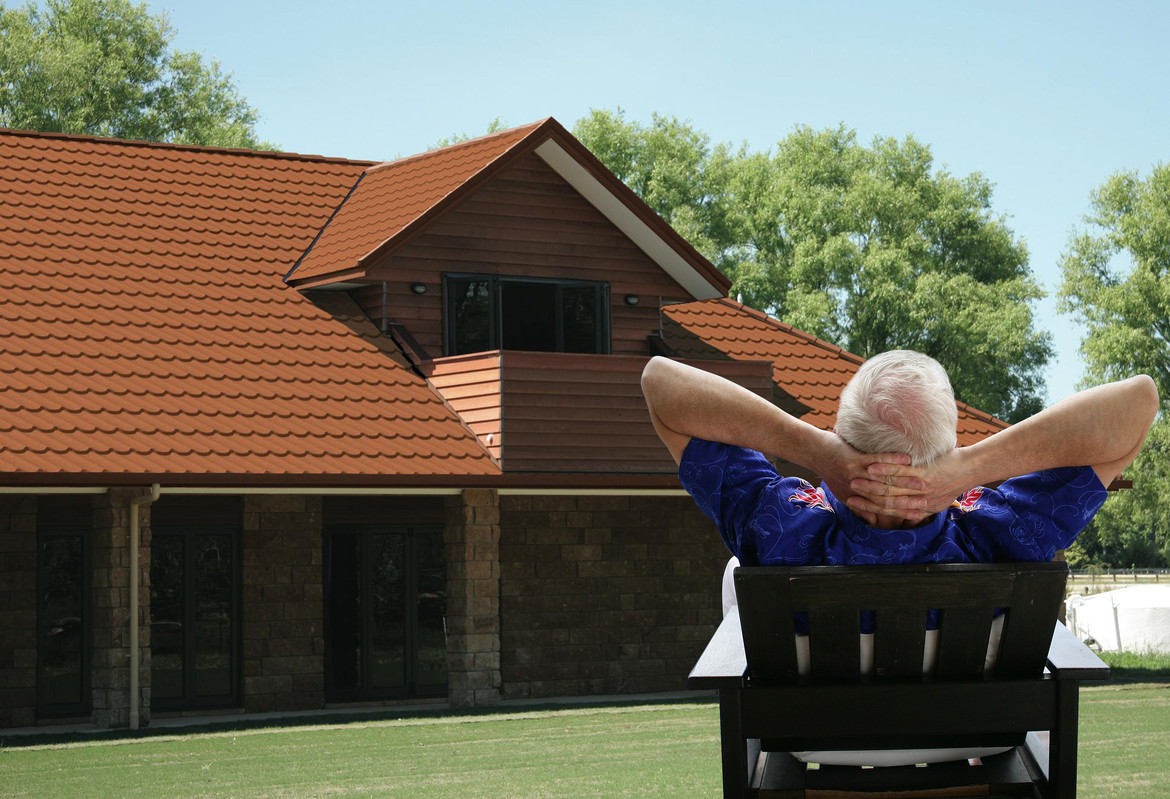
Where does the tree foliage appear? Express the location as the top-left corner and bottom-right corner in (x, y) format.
(1060, 164), (1170, 568)
(0, 0), (271, 148)
(573, 109), (1051, 421)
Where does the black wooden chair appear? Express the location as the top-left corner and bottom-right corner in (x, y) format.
(689, 562), (1109, 798)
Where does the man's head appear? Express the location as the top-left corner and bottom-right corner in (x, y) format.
(836, 350), (958, 466)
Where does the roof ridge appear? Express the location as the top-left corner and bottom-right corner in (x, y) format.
(0, 126), (377, 167)
(364, 119), (550, 174)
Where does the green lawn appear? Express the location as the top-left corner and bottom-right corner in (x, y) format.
(3, 674), (1169, 798)
(0, 704), (721, 798)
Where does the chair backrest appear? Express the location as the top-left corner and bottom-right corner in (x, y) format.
(735, 562), (1068, 684)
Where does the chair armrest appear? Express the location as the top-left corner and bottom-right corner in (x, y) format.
(688, 607), (748, 689)
(1047, 621), (1110, 681)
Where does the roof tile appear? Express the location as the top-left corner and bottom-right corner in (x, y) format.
(289, 123), (544, 282)
(662, 298), (1007, 444)
(0, 129), (499, 482)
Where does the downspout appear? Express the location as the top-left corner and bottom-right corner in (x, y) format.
(129, 484), (161, 729)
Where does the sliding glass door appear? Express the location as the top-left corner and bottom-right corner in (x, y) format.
(325, 526), (446, 700)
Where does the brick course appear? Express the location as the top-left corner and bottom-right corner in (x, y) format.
(91, 489), (152, 729)
(445, 490), (501, 707)
(499, 495), (726, 699)
(241, 495), (324, 714)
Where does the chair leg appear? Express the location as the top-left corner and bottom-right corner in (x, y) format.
(718, 690), (755, 798)
(1048, 680), (1080, 798)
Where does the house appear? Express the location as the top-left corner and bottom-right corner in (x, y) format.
(0, 118), (1007, 729)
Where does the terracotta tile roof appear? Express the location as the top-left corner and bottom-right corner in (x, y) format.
(288, 122), (545, 284)
(662, 298), (1008, 445)
(285, 118), (731, 299)
(0, 128), (499, 485)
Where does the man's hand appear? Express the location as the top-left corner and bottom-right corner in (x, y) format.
(811, 430), (914, 525)
(845, 448), (976, 524)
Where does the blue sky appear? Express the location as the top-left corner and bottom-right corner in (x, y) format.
(156, 0), (1168, 404)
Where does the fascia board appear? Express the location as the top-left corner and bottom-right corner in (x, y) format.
(534, 139), (725, 301)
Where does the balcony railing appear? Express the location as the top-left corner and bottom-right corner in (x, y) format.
(419, 351), (774, 474)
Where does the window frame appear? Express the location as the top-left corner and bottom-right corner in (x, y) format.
(442, 273), (611, 356)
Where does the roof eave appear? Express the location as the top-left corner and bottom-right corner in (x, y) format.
(0, 470), (686, 492)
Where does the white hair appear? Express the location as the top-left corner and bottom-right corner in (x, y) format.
(835, 350), (958, 466)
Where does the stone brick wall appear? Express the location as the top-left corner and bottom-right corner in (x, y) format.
(92, 489), (151, 729)
(444, 489), (501, 707)
(499, 495), (727, 699)
(0, 496), (37, 728)
(241, 495), (325, 713)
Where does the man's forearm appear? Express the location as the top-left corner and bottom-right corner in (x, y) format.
(640, 356), (826, 467)
(961, 375), (1159, 487)
(642, 356), (908, 520)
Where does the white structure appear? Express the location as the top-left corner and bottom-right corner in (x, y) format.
(1066, 585), (1170, 655)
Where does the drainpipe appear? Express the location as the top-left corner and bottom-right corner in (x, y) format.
(129, 484), (161, 729)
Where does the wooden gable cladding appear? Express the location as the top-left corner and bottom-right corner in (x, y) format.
(422, 351), (504, 462)
(353, 151), (698, 360)
(420, 352), (774, 474)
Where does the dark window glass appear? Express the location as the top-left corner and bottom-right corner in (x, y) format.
(193, 534), (233, 698)
(562, 284), (600, 353)
(37, 532), (88, 712)
(150, 528), (239, 709)
(445, 275), (608, 356)
(370, 533), (406, 690)
(414, 531), (448, 686)
(150, 535), (185, 701)
(325, 532), (360, 693)
(325, 527), (446, 700)
(501, 281), (557, 351)
(448, 278), (492, 354)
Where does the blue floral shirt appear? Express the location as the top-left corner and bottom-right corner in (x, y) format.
(680, 438), (1108, 567)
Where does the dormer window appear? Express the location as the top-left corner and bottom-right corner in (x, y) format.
(444, 274), (610, 356)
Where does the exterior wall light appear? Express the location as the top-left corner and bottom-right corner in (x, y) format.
(624, 294), (639, 306)
(410, 282), (427, 295)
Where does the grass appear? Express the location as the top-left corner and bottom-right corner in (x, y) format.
(1096, 650), (1170, 681)
(0, 702), (722, 798)
(2, 675), (1169, 798)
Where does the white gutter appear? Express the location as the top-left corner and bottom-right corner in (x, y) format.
(129, 484), (160, 730)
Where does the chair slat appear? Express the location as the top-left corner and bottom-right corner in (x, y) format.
(808, 608), (861, 681)
(736, 571), (800, 681)
(874, 609), (928, 679)
(995, 566), (1068, 678)
(935, 607), (996, 680)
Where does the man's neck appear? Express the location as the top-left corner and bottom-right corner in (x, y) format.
(869, 511), (937, 530)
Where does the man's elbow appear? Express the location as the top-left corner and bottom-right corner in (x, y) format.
(1132, 374), (1160, 425)
(641, 355), (672, 401)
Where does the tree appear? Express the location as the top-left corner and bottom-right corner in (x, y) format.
(0, 0), (271, 148)
(1059, 164), (1170, 568)
(431, 117), (507, 150)
(573, 110), (1051, 421)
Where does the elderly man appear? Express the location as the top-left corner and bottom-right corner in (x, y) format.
(643, 350), (1157, 768)
(641, 350), (1158, 571)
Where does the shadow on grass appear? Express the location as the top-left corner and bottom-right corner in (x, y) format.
(1090, 651), (1170, 686)
(0, 693), (715, 750)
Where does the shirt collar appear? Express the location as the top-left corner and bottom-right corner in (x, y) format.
(819, 482), (948, 542)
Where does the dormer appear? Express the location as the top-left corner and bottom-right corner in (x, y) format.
(286, 119), (775, 474)
(285, 118), (729, 361)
